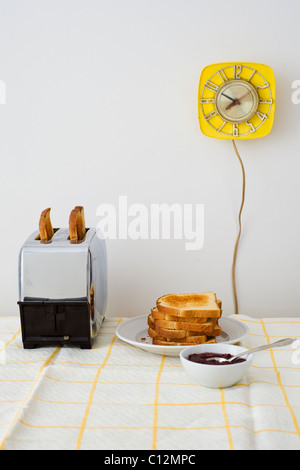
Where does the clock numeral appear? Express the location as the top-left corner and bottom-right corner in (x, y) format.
(217, 69), (228, 83)
(246, 121), (255, 133)
(204, 80), (219, 92)
(256, 111), (268, 121)
(259, 98), (273, 105)
(204, 110), (218, 121)
(217, 120), (228, 133)
(234, 65), (242, 80)
(248, 69), (257, 83)
(200, 98), (215, 104)
(233, 123), (239, 137)
(256, 80), (270, 90)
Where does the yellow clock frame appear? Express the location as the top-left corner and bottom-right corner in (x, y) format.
(198, 62), (276, 139)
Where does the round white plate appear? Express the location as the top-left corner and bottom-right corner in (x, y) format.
(115, 315), (249, 357)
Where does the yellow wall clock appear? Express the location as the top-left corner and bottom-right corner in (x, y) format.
(198, 62), (276, 315)
(198, 62), (276, 139)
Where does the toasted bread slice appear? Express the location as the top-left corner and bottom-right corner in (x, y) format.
(74, 206), (86, 240)
(148, 327), (165, 341)
(148, 312), (217, 333)
(152, 337), (216, 346)
(148, 326), (218, 344)
(148, 316), (209, 341)
(69, 206), (86, 241)
(151, 307), (208, 323)
(153, 317), (217, 333)
(148, 312), (221, 338)
(154, 323), (221, 340)
(156, 292), (221, 318)
(39, 208), (54, 242)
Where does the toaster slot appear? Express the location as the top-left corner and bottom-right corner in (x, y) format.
(34, 228), (59, 243)
(67, 228), (89, 244)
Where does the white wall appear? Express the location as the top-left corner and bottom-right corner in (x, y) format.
(0, 0), (300, 318)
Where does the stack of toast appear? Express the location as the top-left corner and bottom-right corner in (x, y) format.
(147, 292), (222, 346)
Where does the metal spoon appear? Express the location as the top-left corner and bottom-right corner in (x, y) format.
(206, 338), (297, 364)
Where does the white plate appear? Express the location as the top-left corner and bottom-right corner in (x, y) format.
(115, 315), (249, 357)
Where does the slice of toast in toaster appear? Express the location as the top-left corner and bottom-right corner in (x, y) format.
(156, 292), (222, 318)
(39, 208), (54, 242)
(69, 206), (86, 241)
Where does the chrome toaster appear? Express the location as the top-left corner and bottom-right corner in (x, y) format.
(18, 227), (107, 349)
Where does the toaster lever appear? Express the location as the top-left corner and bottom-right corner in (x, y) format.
(43, 302), (66, 334)
(43, 302), (64, 316)
(44, 302), (56, 317)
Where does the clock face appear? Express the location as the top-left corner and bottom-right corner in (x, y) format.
(215, 80), (259, 123)
(198, 63), (275, 139)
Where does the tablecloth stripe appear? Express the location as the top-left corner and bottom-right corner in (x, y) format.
(0, 344), (60, 450)
(220, 388), (234, 449)
(152, 355), (165, 450)
(76, 317), (122, 450)
(0, 327), (20, 355)
(260, 318), (300, 440)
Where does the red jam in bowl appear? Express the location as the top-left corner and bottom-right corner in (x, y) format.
(187, 352), (246, 365)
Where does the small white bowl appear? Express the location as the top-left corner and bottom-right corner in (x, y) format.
(180, 343), (253, 388)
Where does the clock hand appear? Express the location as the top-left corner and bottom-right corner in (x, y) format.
(226, 91), (252, 110)
(226, 99), (240, 110)
(221, 92), (236, 102)
(238, 90), (252, 101)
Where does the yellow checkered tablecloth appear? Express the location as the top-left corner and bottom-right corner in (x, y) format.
(0, 315), (300, 450)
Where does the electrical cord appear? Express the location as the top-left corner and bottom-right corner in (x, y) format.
(231, 139), (246, 315)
